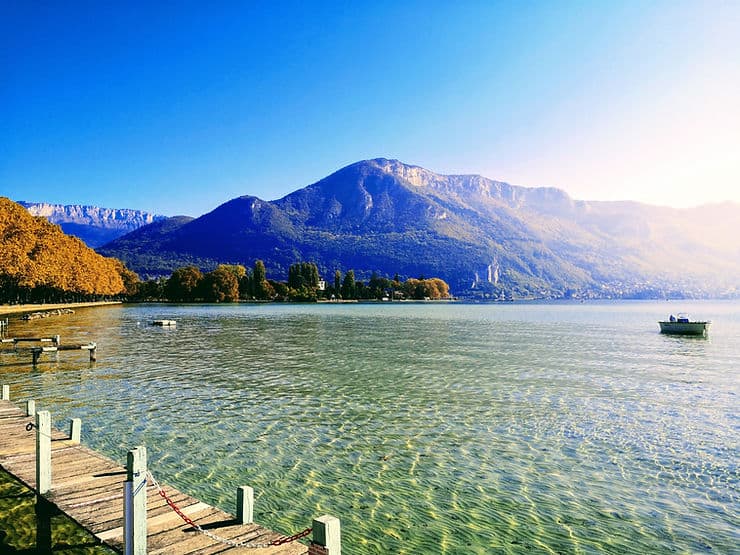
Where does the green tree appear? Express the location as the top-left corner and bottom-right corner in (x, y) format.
(368, 272), (392, 299)
(166, 266), (203, 301)
(137, 278), (166, 301)
(253, 260), (271, 300)
(341, 269), (356, 299)
(270, 280), (289, 299)
(287, 262), (322, 300)
(333, 269), (342, 298)
(288, 263), (304, 290)
(238, 270), (252, 299)
(203, 265), (239, 302)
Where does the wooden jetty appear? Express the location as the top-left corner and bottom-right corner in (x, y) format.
(1, 335), (98, 364)
(31, 342), (98, 364)
(0, 386), (340, 554)
(1, 334), (61, 347)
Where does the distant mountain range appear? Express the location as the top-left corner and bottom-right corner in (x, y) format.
(95, 159), (740, 298)
(18, 202), (165, 247)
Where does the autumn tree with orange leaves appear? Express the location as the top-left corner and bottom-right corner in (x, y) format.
(0, 198), (138, 303)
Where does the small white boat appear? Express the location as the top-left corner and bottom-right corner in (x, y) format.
(658, 313), (710, 336)
(151, 320), (176, 327)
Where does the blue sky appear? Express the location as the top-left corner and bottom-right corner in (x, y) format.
(2, 1), (739, 216)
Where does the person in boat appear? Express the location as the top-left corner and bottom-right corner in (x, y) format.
(669, 314), (676, 322)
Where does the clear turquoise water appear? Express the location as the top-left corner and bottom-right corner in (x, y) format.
(1, 301), (738, 553)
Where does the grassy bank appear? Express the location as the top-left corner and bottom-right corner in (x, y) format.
(0, 469), (114, 553)
(0, 302), (121, 317)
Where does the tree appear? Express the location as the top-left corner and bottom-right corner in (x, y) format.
(136, 278), (166, 300)
(287, 262), (322, 300)
(113, 260), (141, 297)
(333, 270), (342, 298)
(166, 266), (203, 301)
(269, 280), (288, 299)
(400, 277), (450, 299)
(288, 263), (304, 290)
(203, 265), (239, 302)
(238, 270), (252, 299)
(0, 198), (127, 303)
(252, 260), (271, 300)
(341, 269), (356, 299)
(368, 272), (392, 299)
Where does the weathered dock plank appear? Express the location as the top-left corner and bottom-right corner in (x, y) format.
(0, 398), (320, 554)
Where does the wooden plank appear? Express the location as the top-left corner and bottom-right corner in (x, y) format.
(0, 399), (309, 554)
(97, 501), (212, 541)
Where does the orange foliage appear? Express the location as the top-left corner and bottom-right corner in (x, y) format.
(0, 197), (128, 298)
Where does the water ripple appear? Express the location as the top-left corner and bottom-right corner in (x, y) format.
(1, 301), (738, 554)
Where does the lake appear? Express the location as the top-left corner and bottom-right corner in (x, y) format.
(1, 301), (738, 554)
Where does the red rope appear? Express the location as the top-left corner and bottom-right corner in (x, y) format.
(157, 485), (312, 546)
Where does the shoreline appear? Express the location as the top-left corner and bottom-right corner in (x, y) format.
(0, 301), (121, 317)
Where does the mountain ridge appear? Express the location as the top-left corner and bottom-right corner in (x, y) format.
(18, 201), (166, 248)
(98, 159), (740, 297)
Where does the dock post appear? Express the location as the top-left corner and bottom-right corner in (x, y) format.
(32, 348), (41, 365)
(1, 384), (9, 400)
(311, 515), (341, 555)
(125, 446), (147, 555)
(53, 334), (60, 346)
(236, 486), (254, 524)
(69, 418), (81, 444)
(36, 410), (52, 494)
(27, 399), (36, 417)
(35, 496), (56, 554)
(90, 344), (97, 362)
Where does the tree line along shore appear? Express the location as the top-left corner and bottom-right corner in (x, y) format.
(1, 197), (449, 305)
(134, 261), (450, 302)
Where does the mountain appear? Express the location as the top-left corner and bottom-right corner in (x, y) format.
(98, 159), (740, 298)
(93, 215), (198, 276)
(18, 202), (166, 248)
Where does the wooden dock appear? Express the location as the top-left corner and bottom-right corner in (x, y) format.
(1, 336), (99, 364)
(0, 389), (339, 554)
(1, 335), (60, 346)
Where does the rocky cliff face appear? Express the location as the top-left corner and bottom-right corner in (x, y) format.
(18, 202), (165, 247)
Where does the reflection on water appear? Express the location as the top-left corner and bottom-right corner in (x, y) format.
(1, 301), (738, 554)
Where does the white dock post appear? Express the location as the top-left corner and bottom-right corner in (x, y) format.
(123, 481), (134, 555)
(312, 514), (341, 555)
(53, 335), (60, 346)
(125, 446), (147, 555)
(69, 418), (81, 444)
(36, 410), (52, 494)
(90, 343), (97, 362)
(1, 384), (9, 400)
(26, 400), (36, 416)
(236, 486), (254, 524)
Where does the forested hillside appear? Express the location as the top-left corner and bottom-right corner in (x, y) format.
(0, 198), (136, 303)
